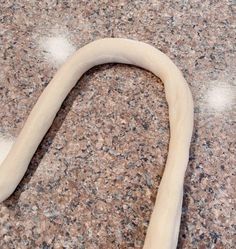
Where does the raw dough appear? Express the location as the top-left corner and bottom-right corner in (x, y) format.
(0, 38), (193, 249)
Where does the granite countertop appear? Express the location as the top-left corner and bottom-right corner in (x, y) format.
(0, 1), (235, 248)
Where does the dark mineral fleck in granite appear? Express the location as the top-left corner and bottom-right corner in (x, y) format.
(0, 1), (235, 248)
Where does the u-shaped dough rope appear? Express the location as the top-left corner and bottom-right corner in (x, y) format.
(0, 38), (193, 249)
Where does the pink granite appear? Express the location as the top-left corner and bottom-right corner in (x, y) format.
(0, 0), (235, 248)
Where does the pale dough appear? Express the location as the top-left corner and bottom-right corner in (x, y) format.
(0, 38), (194, 249)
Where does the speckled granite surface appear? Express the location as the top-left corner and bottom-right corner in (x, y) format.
(0, 0), (235, 248)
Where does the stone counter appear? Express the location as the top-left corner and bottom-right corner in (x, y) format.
(0, 1), (235, 248)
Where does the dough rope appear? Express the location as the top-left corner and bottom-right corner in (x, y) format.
(0, 38), (193, 249)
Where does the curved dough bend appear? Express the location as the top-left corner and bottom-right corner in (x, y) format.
(0, 38), (193, 249)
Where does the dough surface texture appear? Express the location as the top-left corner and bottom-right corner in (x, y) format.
(0, 38), (194, 249)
